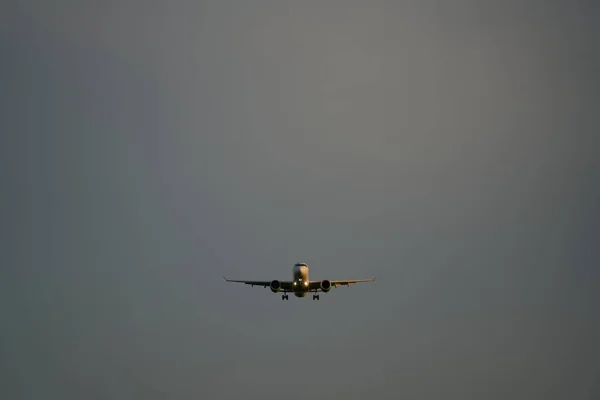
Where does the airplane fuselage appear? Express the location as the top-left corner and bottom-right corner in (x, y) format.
(292, 262), (310, 297)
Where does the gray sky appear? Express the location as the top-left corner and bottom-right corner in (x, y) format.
(2, 1), (599, 399)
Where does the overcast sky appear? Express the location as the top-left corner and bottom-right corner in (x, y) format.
(2, 1), (599, 399)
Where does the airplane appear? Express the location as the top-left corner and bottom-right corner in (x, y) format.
(223, 262), (375, 300)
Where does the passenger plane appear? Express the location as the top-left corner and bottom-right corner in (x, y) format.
(223, 262), (375, 300)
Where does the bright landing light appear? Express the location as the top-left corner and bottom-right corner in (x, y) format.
(304, 281), (308, 286)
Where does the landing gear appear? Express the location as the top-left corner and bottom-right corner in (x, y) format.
(312, 294), (320, 300)
(281, 294), (289, 300)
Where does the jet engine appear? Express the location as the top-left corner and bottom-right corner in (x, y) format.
(270, 280), (281, 293)
(320, 280), (332, 293)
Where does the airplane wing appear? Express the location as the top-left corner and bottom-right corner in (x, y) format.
(307, 278), (375, 291)
(222, 277), (294, 291)
(329, 278), (376, 287)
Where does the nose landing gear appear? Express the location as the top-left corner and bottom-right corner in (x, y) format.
(312, 294), (320, 300)
(281, 294), (289, 300)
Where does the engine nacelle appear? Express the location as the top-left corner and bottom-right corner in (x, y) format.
(320, 280), (332, 293)
(270, 280), (281, 293)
